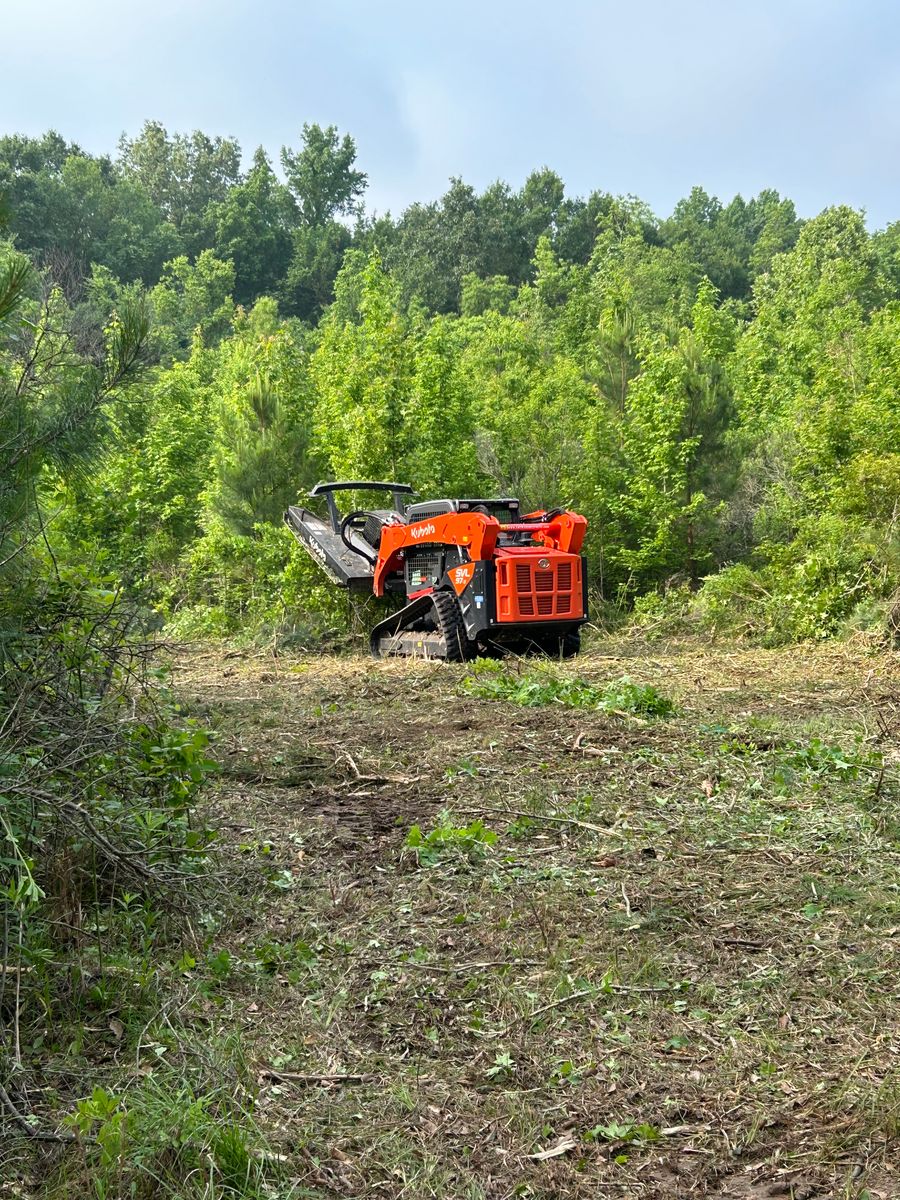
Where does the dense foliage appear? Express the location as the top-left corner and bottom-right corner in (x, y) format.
(2, 121), (899, 646)
(0, 243), (219, 1160)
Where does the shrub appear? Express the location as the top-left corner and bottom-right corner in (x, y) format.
(163, 519), (345, 645)
(1, 576), (216, 1050)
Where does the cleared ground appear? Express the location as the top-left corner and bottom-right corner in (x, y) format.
(167, 636), (900, 1200)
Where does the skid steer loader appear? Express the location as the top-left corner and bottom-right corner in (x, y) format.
(285, 481), (588, 659)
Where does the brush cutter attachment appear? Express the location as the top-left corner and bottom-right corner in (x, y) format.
(285, 481), (413, 591)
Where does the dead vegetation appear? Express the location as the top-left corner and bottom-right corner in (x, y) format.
(7, 637), (900, 1198)
(169, 638), (900, 1199)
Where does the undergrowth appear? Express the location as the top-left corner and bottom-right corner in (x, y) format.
(462, 659), (676, 717)
(404, 811), (498, 867)
(1, 581), (219, 1168)
(55, 1057), (282, 1200)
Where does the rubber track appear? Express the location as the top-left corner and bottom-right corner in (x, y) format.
(430, 590), (470, 661)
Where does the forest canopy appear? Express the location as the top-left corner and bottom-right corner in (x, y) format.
(2, 119), (899, 647)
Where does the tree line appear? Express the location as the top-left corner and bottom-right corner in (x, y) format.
(2, 120), (900, 647)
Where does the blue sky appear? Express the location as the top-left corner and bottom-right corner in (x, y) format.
(2, 0), (898, 226)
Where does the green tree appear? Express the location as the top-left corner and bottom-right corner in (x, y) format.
(206, 299), (316, 535)
(0, 131), (82, 257)
(150, 250), (235, 355)
(0, 244), (151, 595)
(54, 155), (178, 282)
(311, 254), (413, 481)
(407, 316), (482, 496)
(118, 121), (241, 255)
(607, 280), (736, 590)
(280, 123), (367, 227)
(459, 306), (596, 509)
(387, 178), (483, 312)
(209, 147), (292, 306)
(280, 221), (352, 322)
(460, 272), (515, 316)
(0, 133), (177, 284)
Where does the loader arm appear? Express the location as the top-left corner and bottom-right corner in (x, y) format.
(373, 510), (587, 596)
(373, 512), (501, 595)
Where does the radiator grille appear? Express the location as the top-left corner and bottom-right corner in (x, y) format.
(496, 555), (583, 622)
(406, 503), (452, 520)
(363, 513), (385, 548)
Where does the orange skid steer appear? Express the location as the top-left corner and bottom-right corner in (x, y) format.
(285, 481), (588, 659)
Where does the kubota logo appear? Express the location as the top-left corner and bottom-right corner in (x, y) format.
(410, 522), (436, 539)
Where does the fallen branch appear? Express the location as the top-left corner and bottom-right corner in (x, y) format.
(572, 732), (621, 758)
(400, 959), (540, 975)
(528, 1137), (576, 1160)
(0, 1081), (80, 1144)
(456, 805), (608, 836)
(338, 751), (421, 787)
(261, 1070), (377, 1087)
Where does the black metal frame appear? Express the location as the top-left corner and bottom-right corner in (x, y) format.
(309, 481), (415, 533)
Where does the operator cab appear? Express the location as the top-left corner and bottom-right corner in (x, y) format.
(404, 496), (563, 548)
(405, 497), (520, 523)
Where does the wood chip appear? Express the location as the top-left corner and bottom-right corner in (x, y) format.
(528, 1137), (577, 1160)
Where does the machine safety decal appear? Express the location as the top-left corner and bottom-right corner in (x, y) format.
(449, 562), (477, 594)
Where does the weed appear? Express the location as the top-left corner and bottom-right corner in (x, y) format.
(207, 947), (233, 978)
(462, 660), (676, 717)
(61, 1058), (281, 1200)
(585, 1121), (661, 1145)
(549, 1059), (586, 1086)
(598, 677), (677, 717)
(404, 811), (498, 866)
(506, 814), (538, 838)
(446, 758), (479, 781)
(782, 737), (880, 778)
(252, 937), (318, 976)
(485, 1051), (515, 1081)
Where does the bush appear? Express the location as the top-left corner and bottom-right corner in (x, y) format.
(628, 511), (900, 647)
(630, 585), (696, 637)
(690, 514), (899, 645)
(1, 576), (216, 1060)
(163, 519), (346, 645)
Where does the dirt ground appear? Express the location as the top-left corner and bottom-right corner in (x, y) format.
(158, 635), (900, 1199)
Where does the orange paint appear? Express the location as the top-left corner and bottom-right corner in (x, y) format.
(448, 562), (477, 595)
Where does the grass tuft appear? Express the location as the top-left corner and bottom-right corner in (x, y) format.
(461, 659), (676, 716)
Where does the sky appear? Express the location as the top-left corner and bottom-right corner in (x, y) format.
(1, 0), (898, 226)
